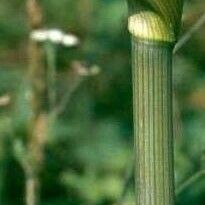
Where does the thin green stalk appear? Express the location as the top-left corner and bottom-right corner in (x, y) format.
(176, 169), (205, 195)
(127, 1), (183, 205)
(117, 155), (134, 205)
(25, 172), (39, 205)
(174, 12), (205, 53)
(45, 42), (57, 111)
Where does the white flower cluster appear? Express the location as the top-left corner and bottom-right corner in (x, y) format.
(30, 29), (80, 47)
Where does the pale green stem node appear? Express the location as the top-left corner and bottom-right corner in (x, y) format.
(128, 12), (175, 42)
(127, 0), (183, 43)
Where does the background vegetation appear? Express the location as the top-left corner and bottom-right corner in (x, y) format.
(0, 0), (204, 205)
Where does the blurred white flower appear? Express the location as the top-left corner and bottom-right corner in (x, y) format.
(30, 28), (79, 47)
(62, 34), (79, 47)
(47, 29), (63, 43)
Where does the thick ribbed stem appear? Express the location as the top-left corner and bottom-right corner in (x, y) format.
(132, 38), (174, 205)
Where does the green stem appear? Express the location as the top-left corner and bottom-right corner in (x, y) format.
(45, 42), (57, 111)
(176, 169), (205, 195)
(127, 1), (183, 204)
(25, 172), (39, 205)
(132, 38), (175, 205)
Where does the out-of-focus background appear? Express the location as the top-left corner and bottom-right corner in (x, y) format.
(0, 0), (204, 205)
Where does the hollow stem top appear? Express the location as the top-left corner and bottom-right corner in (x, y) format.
(127, 0), (183, 43)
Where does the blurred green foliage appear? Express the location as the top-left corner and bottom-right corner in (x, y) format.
(0, 0), (204, 205)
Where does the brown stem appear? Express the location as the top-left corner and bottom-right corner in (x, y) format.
(25, 1), (46, 205)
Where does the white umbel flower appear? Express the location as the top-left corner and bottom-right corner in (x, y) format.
(30, 28), (79, 47)
(62, 34), (79, 47)
(47, 29), (64, 43)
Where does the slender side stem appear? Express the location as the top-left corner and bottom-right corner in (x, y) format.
(45, 42), (57, 111)
(176, 169), (205, 195)
(132, 38), (174, 205)
(117, 155), (134, 205)
(174, 12), (205, 53)
(25, 173), (39, 205)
